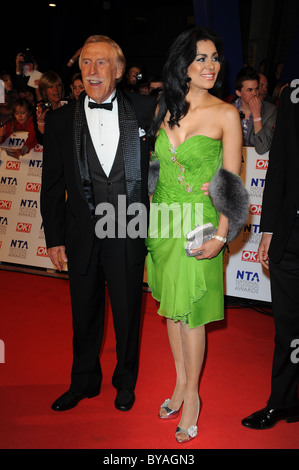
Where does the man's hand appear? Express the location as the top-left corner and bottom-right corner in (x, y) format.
(258, 232), (272, 269)
(248, 95), (262, 118)
(47, 245), (68, 271)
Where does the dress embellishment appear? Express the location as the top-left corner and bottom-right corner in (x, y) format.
(169, 143), (193, 192)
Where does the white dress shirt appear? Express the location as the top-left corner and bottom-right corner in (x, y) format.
(84, 90), (119, 177)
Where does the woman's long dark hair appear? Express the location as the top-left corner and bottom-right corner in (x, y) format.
(149, 26), (225, 140)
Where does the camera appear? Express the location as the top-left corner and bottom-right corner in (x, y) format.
(38, 101), (52, 112)
(21, 49), (33, 64)
(20, 48), (34, 76)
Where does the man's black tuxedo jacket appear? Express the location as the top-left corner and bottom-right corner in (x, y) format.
(41, 89), (154, 274)
(260, 86), (299, 263)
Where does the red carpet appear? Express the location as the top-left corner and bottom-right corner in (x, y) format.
(0, 269), (298, 452)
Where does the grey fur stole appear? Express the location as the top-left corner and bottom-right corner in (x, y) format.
(148, 159), (160, 196)
(209, 168), (249, 242)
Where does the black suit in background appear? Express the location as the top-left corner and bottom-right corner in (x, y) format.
(242, 86), (299, 429)
(260, 86), (299, 409)
(41, 88), (154, 402)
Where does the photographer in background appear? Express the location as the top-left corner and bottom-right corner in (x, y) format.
(121, 64), (143, 93)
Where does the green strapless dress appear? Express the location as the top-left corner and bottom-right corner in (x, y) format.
(145, 128), (224, 328)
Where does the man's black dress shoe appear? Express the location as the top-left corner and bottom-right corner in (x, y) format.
(114, 390), (135, 411)
(51, 389), (99, 411)
(242, 405), (299, 430)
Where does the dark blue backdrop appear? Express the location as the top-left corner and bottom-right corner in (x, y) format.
(193, 0), (243, 96)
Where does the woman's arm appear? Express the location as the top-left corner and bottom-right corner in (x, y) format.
(216, 103), (243, 238)
(196, 104), (243, 259)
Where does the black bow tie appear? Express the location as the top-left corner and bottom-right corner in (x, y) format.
(88, 95), (116, 111)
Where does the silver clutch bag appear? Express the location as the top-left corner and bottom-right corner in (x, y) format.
(185, 222), (217, 257)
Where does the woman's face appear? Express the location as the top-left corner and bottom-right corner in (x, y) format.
(187, 39), (220, 91)
(2, 74), (13, 92)
(72, 79), (85, 100)
(46, 80), (63, 104)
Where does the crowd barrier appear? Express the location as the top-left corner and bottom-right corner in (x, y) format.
(0, 134), (271, 302)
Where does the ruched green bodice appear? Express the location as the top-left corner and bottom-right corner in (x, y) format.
(146, 129), (224, 328)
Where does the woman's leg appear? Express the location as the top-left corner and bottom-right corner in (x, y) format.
(176, 322), (205, 436)
(159, 319), (186, 416)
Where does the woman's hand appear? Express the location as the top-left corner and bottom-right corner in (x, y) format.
(201, 182), (210, 195)
(36, 104), (49, 134)
(36, 103), (48, 121)
(193, 237), (225, 260)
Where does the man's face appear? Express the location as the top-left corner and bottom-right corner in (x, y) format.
(127, 67), (141, 85)
(80, 42), (123, 103)
(149, 81), (163, 92)
(236, 80), (259, 105)
(258, 74), (268, 100)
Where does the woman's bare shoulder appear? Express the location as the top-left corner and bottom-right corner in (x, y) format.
(211, 98), (240, 124)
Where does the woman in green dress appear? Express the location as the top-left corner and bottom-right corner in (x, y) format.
(146, 27), (243, 443)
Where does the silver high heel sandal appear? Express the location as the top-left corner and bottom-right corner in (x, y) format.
(175, 424), (198, 443)
(175, 397), (200, 443)
(159, 398), (181, 419)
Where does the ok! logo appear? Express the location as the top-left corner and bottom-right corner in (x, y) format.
(249, 204), (262, 216)
(6, 160), (21, 171)
(16, 222), (32, 233)
(25, 182), (41, 193)
(255, 159), (268, 170)
(241, 250), (259, 263)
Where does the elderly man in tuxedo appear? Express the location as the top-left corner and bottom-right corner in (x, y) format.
(242, 85), (299, 429)
(41, 35), (154, 412)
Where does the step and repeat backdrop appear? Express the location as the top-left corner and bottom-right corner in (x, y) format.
(0, 134), (271, 302)
(223, 147), (271, 302)
(0, 132), (54, 270)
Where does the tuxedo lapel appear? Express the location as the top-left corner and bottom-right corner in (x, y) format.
(73, 91), (95, 214)
(117, 89), (141, 205)
(74, 91), (87, 180)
